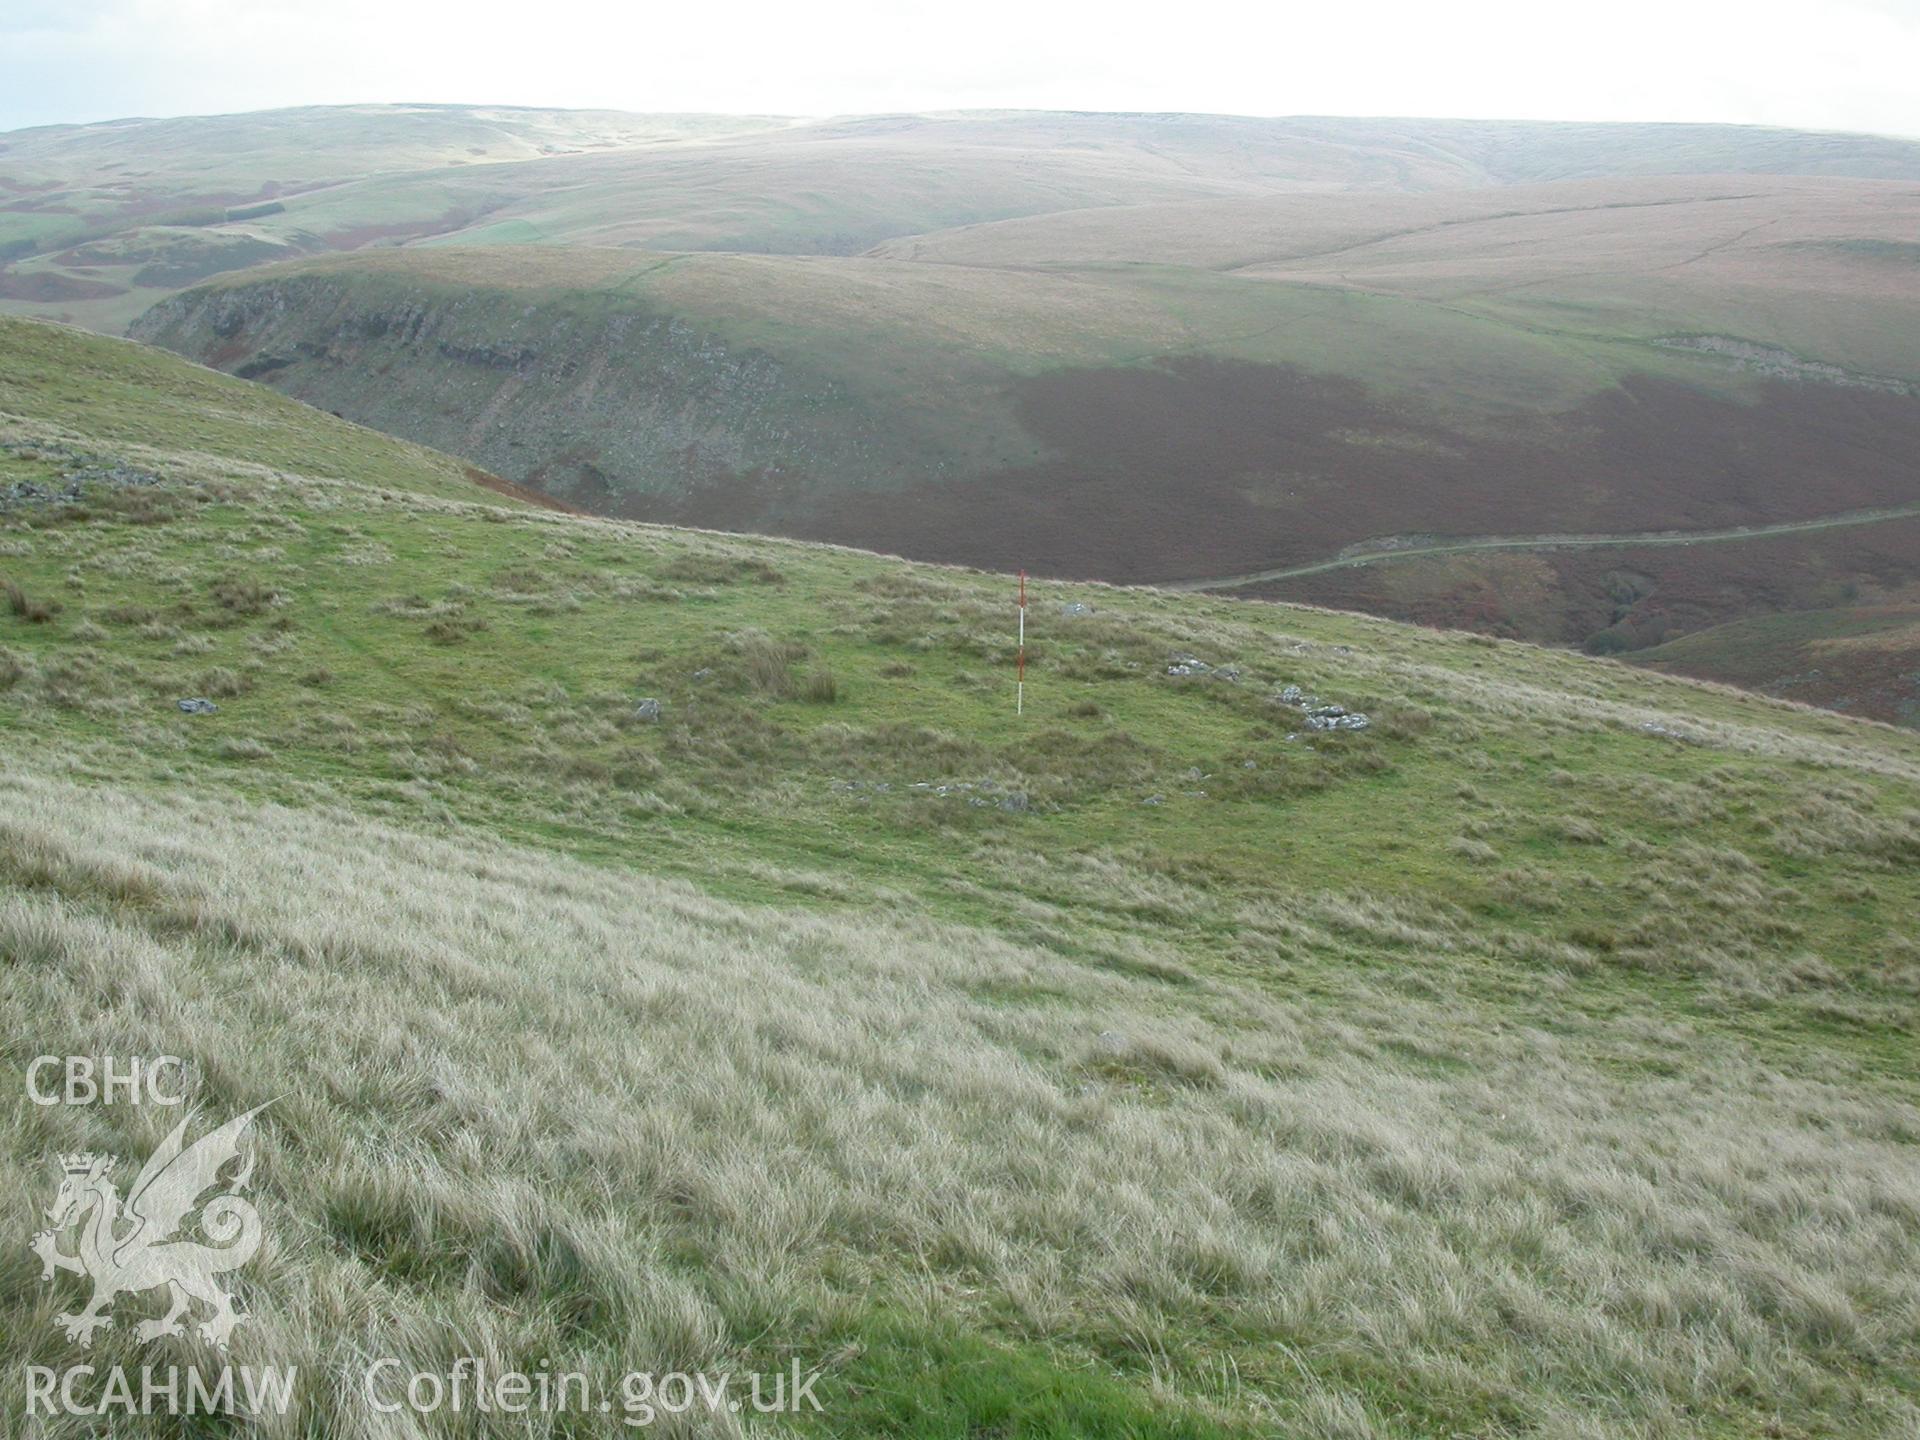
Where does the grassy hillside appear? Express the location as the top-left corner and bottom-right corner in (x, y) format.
(13, 106), (1920, 709)
(125, 169), (1920, 718)
(4, 317), (1920, 1436)
(879, 176), (1920, 385)
(0, 314), (571, 516)
(1636, 603), (1920, 726)
(132, 183), (1920, 518)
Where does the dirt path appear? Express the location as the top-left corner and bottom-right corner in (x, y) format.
(1162, 500), (1920, 592)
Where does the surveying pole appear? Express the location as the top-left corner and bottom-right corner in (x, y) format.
(1017, 570), (1026, 716)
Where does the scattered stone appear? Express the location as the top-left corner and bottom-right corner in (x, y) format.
(632, 697), (664, 723)
(1141, 793), (1164, 806)
(1059, 601), (1093, 617)
(1166, 652), (1242, 681)
(1655, 335), (1917, 394)
(999, 791), (1030, 813)
(0, 441), (166, 511)
(1275, 686), (1370, 731)
(0, 478), (85, 509)
(1307, 709), (1370, 732)
(1638, 720), (1697, 743)
(177, 698), (217, 715)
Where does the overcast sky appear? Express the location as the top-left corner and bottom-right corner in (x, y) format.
(3, 0), (1917, 137)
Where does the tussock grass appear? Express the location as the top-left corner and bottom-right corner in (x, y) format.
(661, 552), (786, 588)
(4, 576), (57, 623)
(797, 665), (839, 704)
(2, 769), (1918, 1437)
(210, 572), (275, 615)
(4, 315), (1920, 1435)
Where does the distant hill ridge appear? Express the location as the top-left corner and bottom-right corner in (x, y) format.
(10, 105), (1920, 721)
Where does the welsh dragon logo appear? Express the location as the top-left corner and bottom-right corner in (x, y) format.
(30, 1105), (268, 1349)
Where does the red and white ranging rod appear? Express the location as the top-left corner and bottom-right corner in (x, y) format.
(1016, 570), (1026, 716)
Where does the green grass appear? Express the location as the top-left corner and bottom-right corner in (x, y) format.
(3, 313), (1915, 1051)
(3, 316), (1919, 1437)
(790, 1312), (1262, 1439)
(0, 316), (510, 503)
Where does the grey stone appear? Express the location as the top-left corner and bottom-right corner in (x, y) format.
(1306, 710), (1370, 732)
(0, 441), (165, 512)
(1167, 652), (1242, 682)
(632, 697), (664, 722)
(1639, 721), (1696, 742)
(177, 698), (218, 715)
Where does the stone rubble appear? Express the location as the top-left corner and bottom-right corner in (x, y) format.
(0, 441), (166, 510)
(1638, 720), (1700, 743)
(1271, 684), (1370, 731)
(1166, 652), (1241, 682)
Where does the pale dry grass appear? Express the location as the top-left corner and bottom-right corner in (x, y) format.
(3, 763), (1917, 1437)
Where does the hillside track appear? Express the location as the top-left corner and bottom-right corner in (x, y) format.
(1165, 500), (1920, 592)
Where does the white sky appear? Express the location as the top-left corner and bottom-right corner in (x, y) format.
(3, 0), (1918, 137)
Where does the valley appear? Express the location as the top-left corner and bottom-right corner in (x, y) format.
(7, 107), (1919, 720)
(6, 0), (1920, 1419)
